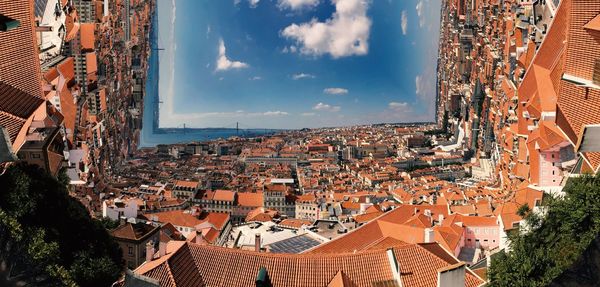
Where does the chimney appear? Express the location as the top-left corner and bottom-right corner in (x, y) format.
(255, 233), (261, 252)
(424, 228), (435, 243)
(438, 214), (444, 225)
(437, 262), (466, 287)
(36, 26), (53, 32)
(145, 241), (155, 262)
(195, 232), (204, 244)
(159, 240), (167, 257)
(386, 249), (402, 285)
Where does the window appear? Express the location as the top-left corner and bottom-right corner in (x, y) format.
(32, 153), (41, 159)
(128, 246), (133, 255)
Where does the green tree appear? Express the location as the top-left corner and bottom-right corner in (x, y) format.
(488, 173), (600, 286)
(0, 163), (123, 287)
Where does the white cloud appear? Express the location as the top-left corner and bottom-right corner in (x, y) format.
(401, 10), (408, 35)
(206, 25), (211, 39)
(301, 112), (316, 116)
(292, 73), (316, 80)
(416, 0), (426, 27)
(249, 0), (260, 8)
(323, 87), (348, 95)
(249, 76), (262, 80)
(281, 0), (371, 58)
(278, 0), (319, 10)
(388, 101), (409, 112)
(215, 38), (249, 72)
(313, 102), (341, 112)
(415, 75), (423, 96)
(261, 111), (289, 116)
(235, 0), (259, 7)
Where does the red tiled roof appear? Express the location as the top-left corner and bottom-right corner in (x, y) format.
(212, 190), (235, 202)
(583, 14), (600, 32)
(111, 222), (159, 241)
(0, 81), (44, 144)
(279, 218), (312, 229)
(85, 52), (98, 75)
(174, 180), (199, 189)
(64, 9), (79, 42)
(80, 23), (95, 51)
(143, 210), (203, 228)
(135, 241), (484, 287)
(57, 57), (75, 81)
(236, 192), (263, 207)
(0, 0), (44, 99)
(307, 205), (450, 254)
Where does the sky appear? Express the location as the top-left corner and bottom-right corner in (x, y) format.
(156, 0), (441, 129)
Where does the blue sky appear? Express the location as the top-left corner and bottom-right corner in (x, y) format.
(157, 0), (441, 129)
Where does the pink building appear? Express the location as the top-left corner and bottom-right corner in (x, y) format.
(446, 215), (499, 250)
(527, 121), (573, 187)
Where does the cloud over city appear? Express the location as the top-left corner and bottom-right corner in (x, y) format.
(215, 38), (250, 72)
(324, 87), (349, 95)
(281, 0), (371, 58)
(277, 0), (319, 10)
(313, 102), (341, 112)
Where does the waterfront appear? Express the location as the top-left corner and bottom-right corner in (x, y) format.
(139, 4), (277, 147)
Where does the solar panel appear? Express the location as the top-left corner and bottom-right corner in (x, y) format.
(34, 0), (50, 18)
(268, 234), (322, 254)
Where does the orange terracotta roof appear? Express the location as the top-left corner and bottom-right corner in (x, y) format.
(80, 23), (95, 51)
(199, 212), (230, 230)
(43, 67), (59, 83)
(354, 211), (384, 224)
(143, 210), (203, 228)
(433, 226), (463, 253)
(527, 121), (568, 151)
(64, 10), (80, 42)
(307, 205), (450, 254)
(59, 83), (76, 143)
(583, 152), (600, 173)
(0, 0), (44, 99)
(0, 82), (44, 145)
(98, 88), (107, 112)
(212, 190), (235, 202)
(236, 192), (263, 207)
(85, 52), (98, 75)
(135, 241), (483, 287)
(174, 180), (199, 189)
(57, 57), (75, 82)
(447, 214), (498, 227)
(279, 218), (312, 229)
(111, 222), (159, 241)
(583, 14), (600, 32)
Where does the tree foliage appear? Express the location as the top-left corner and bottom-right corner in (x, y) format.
(488, 173), (600, 286)
(0, 163), (123, 287)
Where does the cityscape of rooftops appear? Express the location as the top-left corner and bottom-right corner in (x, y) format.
(1, 0), (600, 286)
